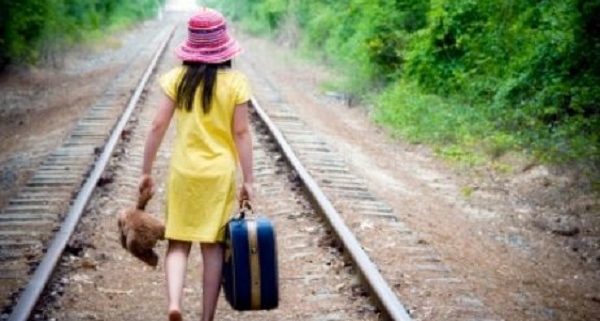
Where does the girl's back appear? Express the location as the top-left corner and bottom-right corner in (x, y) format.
(160, 66), (250, 175)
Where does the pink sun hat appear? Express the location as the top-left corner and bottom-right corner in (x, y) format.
(175, 8), (242, 63)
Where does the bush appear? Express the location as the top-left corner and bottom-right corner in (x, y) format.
(0, 0), (165, 68)
(217, 0), (599, 163)
(404, 0), (599, 161)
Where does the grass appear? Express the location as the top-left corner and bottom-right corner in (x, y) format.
(295, 39), (527, 169)
(373, 80), (511, 165)
(372, 79), (600, 167)
(460, 186), (474, 198)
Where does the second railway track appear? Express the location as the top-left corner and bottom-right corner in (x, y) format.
(1, 20), (177, 321)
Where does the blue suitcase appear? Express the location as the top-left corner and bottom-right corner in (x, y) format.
(222, 209), (279, 311)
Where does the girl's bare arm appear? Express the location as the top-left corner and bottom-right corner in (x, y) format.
(232, 101), (254, 200)
(140, 94), (176, 191)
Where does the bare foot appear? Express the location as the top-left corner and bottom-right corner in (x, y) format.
(168, 309), (182, 321)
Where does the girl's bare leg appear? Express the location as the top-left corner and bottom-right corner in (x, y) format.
(165, 240), (192, 320)
(200, 243), (224, 321)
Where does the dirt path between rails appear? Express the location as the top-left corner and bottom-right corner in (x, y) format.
(235, 33), (600, 321)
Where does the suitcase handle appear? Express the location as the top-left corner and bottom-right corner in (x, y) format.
(238, 200), (254, 219)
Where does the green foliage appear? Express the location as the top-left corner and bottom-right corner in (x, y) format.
(206, 0), (289, 34)
(0, 0), (164, 67)
(218, 0), (600, 163)
(374, 80), (488, 163)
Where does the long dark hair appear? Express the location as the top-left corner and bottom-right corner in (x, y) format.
(175, 60), (232, 113)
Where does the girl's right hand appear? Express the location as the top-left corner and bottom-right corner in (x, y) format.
(139, 174), (155, 196)
(239, 181), (255, 205)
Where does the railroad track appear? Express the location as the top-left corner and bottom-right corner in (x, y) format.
(238, 57), (503, 321)
(1, 13), (503, 321)
(0, 21), (177, 321)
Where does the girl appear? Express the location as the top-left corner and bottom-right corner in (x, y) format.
(139, 8), (254, 321)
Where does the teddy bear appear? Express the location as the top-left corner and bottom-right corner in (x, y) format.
(117, 186), (165, 266)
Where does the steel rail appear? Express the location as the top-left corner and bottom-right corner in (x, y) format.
(250, 98), (413, 321)
(8, 26), (176, 321)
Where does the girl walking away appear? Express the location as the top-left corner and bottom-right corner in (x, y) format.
(139, 8), (254, 321)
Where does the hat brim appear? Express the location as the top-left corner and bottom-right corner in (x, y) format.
(175, 40), (242, 64)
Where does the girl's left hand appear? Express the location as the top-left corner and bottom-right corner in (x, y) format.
(238, 181), (255, 205)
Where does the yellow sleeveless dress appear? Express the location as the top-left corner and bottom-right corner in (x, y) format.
(159, 66), (251, 242)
